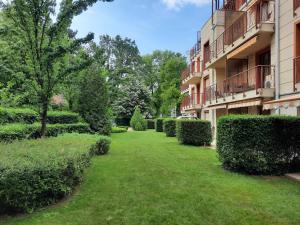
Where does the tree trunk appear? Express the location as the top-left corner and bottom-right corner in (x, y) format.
(40, 100), (48, 138)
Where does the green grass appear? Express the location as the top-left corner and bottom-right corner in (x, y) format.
(1, 131), (300, 225)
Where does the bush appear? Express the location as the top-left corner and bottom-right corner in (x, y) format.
(115, 118), (130, 127)
(47, 111), (80, 124)
(176, 120), (212, 146)
(111, 127), (127, 133)
(163, 119), (177, 137)
(0, 107), (38, 124)
(90, 136), (111, 155)
(0, 123), (91, 142)
(217, 115), (300, 175)
(0, 134), (94, 213)
(130, 107), (147, 131)
(155, 118), (165, 132)
(147, 119), (155, 129)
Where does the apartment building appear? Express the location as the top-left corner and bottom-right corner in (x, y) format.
(180, 0), (300, 138)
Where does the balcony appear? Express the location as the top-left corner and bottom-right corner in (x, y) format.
(294, 57), (300, 91)
(207, 0), (275, 68)
(190, 42), (201, 59)
(203, 65), (275, 106)
(181, 93), (204, 112)
(181, 65), (202, 85)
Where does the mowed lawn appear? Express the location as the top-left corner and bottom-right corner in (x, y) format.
(1, 131), (300, 225)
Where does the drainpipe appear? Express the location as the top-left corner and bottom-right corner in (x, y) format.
(275, 0), (280, 114)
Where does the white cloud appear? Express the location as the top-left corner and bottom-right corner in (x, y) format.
(162, 0), (210, 10)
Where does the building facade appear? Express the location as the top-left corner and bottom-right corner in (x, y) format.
(180, 0), (300, 139)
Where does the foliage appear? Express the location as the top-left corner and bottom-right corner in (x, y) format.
(0, 107), (38, 124)
(163, 119), (177, 137)
(114, 79), (151, 121)
(111, 127), (128, 133)
(130, 107), (147, 131)
(0, 134), (95, 214)
(217, 115), (300, 175)
(155, 118), (165, 132)
(1, 0), (113, 136)
(0, 123), (90, 142)
(78, 67), (111, 135)
(176, 120), (212, 146)
(90, 136), (111, 155)
(47, 111), (80, 124)
(146, 119), (155, 129)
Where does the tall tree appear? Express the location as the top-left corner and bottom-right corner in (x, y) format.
(0, 0), (113, 136)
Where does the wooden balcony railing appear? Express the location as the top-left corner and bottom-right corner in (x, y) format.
(210, 0), (275, 61)
(204, 65), (275, 103)
(294, 56), (300, 91)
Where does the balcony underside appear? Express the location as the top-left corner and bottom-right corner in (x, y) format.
(182, 74), (201, 85)
(207, 23), (274, 69)
(204, 88), (275, 108)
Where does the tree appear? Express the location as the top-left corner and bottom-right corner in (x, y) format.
(113, 79), (151, 125)
(78, 66), (111, 135)
(130, 107), (147, 131)
(1, 0), (113, 136)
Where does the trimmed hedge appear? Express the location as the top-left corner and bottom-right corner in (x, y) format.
(147, 119), (155, 129)
(0, 123), (91, 142)
(111, 127), (127, 133)
(217, 115), (300, 175)
(176, 120), (212, 146)
(47, 111), (80, 124)
(163, 119), (177, 137)
(0, 107), (38, 124)
(0, 134), (94, 213)
(155, 118), (165, 132)
(90, 136), (111, 155)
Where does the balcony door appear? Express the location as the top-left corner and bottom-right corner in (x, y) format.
(295, 22), (300, 85)
(257, 49), (271, 88)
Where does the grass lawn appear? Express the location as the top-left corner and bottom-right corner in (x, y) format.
(1, 130), (300, 225)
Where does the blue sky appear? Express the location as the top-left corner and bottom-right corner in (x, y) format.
(71, 0), (211, 56)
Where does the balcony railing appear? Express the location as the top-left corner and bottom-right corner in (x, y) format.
(181, 67), (190, 81)
(190, 42), (201, 59)
(181, 93), (204, 111)
(204, 65), (275, 103)
(294, 0), (300, 15)
(294, 57), (300, 90)
(210, 0), (275, 61)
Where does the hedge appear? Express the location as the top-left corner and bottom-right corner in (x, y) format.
(147, 119), (155, 129)
(217, 115), (300, 175)
(0, 123), (91, 142)
(90, 136), (111, 155)
(47, 111), (80, 124)
(155, 118), (165, 132)
(163, 119), (177, 137)
(111, 127), (127, 133)
(0, 107), (38, 124)
(176, 120), (212, 146)
(0, 134), (95, 213)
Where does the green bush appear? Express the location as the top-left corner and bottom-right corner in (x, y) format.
(90, 136), (111, 155)
(147, 119), (155, 129)
(112, 127), (127, 133)
(176, 120), (212, 146)
(0, 123), (91, 142)
(0, 107), (38, 124)
(217, 115), (300, 175)
(163, 119), (177, 137)
(0, 134), (94, 213)
(130, 107), (147, 131)
(47, 111), (80, 124)
(155, 118), (165, 132)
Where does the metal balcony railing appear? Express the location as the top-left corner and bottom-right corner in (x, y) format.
(204, 65), (275, 103)
(181, 93), (204, 111)
(210, 0), (275, 61)
(294, 56), (300, 90)
(181, 67), (190, 81)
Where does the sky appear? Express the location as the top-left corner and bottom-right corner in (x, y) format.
(70, 0), (212, 56)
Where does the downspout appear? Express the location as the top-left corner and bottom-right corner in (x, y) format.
(275, 0), (280, 114)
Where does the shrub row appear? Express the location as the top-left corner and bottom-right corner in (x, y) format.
(0, 123), (90, 142)
(47, 111), (80, 124)
(0, 134), (111, 213)
(0, 107), (38, 124)
(176, 120), (212, 146)
(146, 119), (155, 129)
(217, 115), (300, 175)
(111, 127), (128, 133)
(163, 119), (177, 137)
(155, 118), (165, 132)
